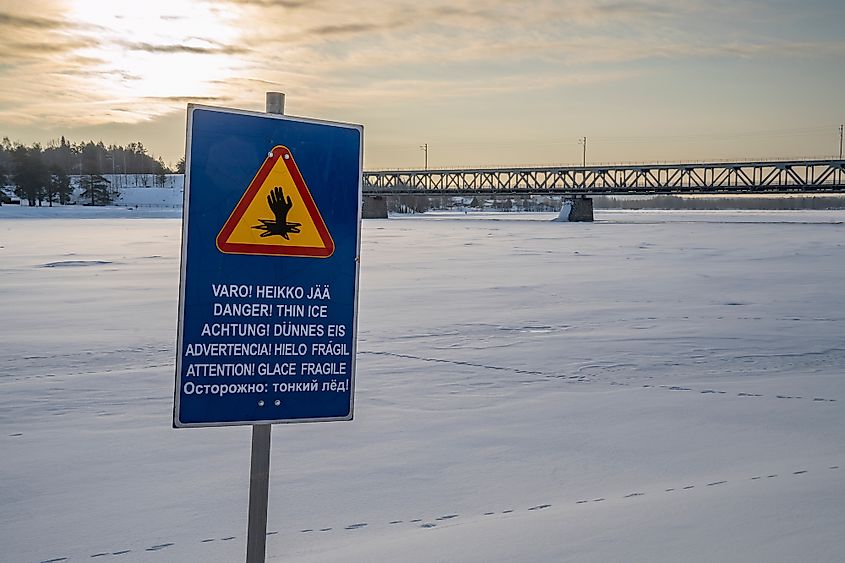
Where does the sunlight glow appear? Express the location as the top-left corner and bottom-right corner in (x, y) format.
(64, 0), (243, 119)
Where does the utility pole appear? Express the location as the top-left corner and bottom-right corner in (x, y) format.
(839, 124), (843, 187)
(420, 143), (428, 169)
(579, 137), (587, 167)
(111, 148), (116, 189)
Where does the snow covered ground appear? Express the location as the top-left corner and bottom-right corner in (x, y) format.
(1, 208), (844, 562)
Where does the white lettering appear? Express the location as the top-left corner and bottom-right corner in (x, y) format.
(301, 362), (348, 376)
(327, 324), (346, 337)
(213, 302), (272, 317)
(273, 323), (325, 337)
(258, 362), (297, 376)
(255, 285), (304, 299)
(211, 284), (252, 298)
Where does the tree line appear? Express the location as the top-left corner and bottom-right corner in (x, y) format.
(398, 194), (845, 212)
(592, 194), (845, 210)
(0, 137), (184, 206)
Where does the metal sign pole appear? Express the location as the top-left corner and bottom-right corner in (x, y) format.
(245, 91), (285, 563)
(246, 423), (271, 563)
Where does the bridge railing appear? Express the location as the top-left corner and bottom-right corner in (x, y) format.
(363, 159), (845, 195)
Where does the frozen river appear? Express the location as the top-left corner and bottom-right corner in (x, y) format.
(1, 209), (844, 562)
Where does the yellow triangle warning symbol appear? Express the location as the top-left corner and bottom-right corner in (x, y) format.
(216, 146), (334, 257)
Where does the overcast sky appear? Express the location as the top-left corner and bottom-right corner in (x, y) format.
(1, 0), (843, 168)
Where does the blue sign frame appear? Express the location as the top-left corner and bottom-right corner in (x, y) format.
(174, 105), (362, 427)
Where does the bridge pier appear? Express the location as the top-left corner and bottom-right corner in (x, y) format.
(555, 196), (593, 222)
(362, 195), (388, 219)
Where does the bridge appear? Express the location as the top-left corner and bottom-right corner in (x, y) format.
(361, 158), (845, 220)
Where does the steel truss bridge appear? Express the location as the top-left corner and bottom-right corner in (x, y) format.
(363, 159), (845, 196)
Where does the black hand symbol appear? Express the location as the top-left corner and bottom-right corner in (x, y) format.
(268, 186), (293, 224)
(252, 186), (302, 239)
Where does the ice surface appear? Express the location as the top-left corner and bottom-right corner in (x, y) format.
(1, 208), (844, 562)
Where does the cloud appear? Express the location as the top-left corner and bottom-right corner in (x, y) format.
(220, 0), (316, 6)
(0, 8), (108, 33)
(210, 76), (286, 87)
(53, 68), (143, 82)
(118, 41), (248, 55)
(142, 95), (230, 103)
(2, 37), (101, 56)
(1, 0), (843, 138)
(0, 11), (64, 30)
(309, 22), (391, 36)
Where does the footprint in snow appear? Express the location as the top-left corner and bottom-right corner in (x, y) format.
(436, 514), (459, 520)
(40, 260), (114, 268)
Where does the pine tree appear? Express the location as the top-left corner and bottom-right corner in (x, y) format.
(155, 157), (167, 187)
(0, 163), (6, 205)
(12, 144), (49, 206)
(79, 174), (113, 206)
(80, 142), (116, 205)
(49, 165), (72, 205)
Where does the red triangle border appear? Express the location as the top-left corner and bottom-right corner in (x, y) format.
(215, 146), (334, 258)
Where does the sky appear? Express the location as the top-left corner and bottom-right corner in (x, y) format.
(0, 0), (843, 169)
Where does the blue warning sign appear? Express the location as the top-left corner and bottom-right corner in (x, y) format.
(174, 105), (362, 427)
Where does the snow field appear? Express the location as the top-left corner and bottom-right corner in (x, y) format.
(0, 209), (843, 562)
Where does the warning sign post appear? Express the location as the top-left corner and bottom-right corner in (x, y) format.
(174, 102), (362, 428)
